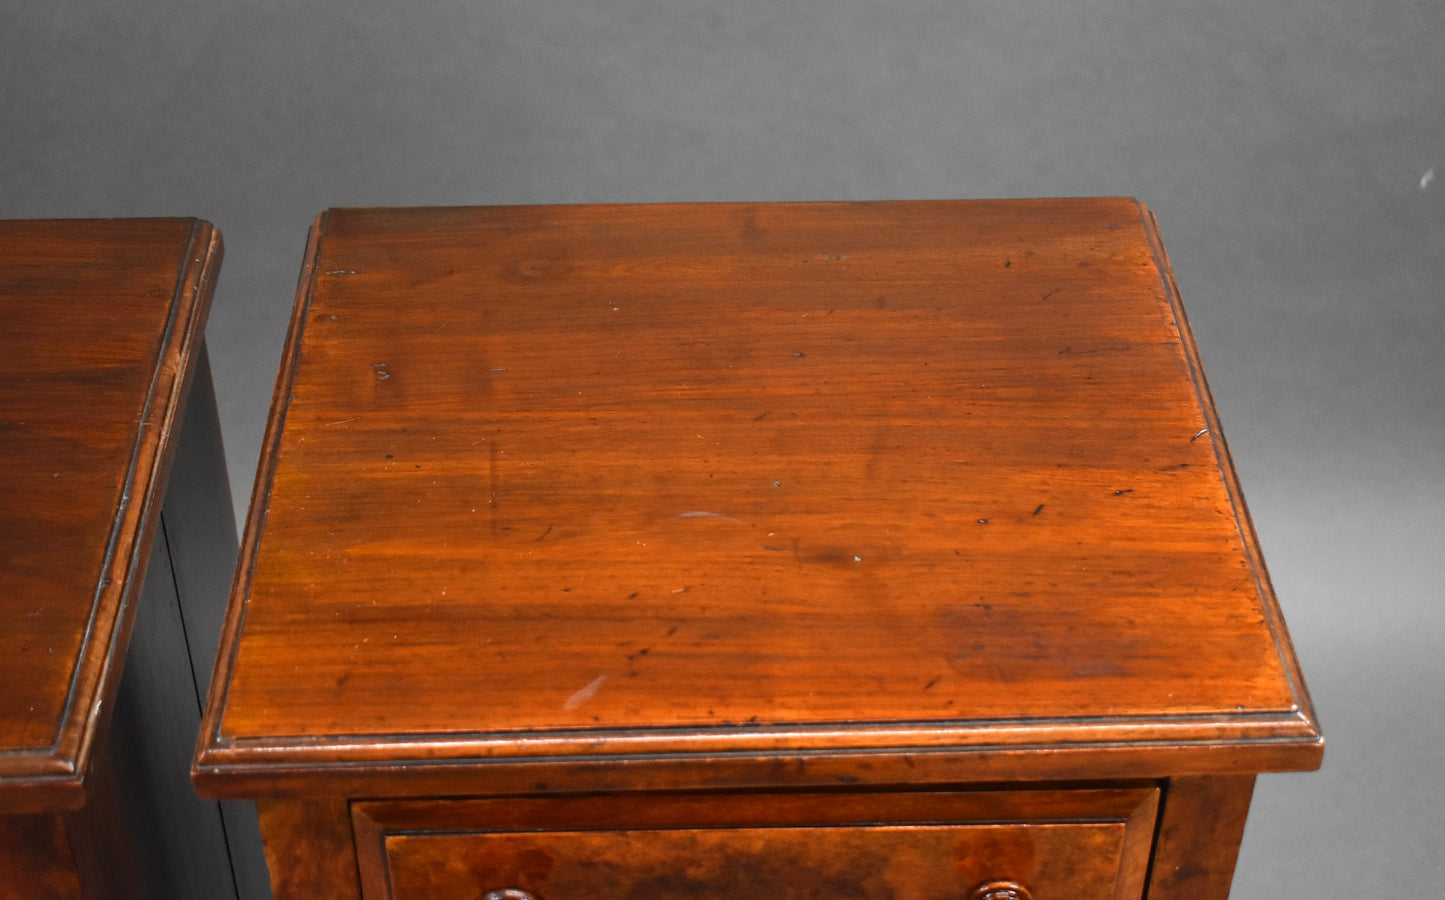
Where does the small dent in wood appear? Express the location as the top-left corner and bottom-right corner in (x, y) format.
(791, 527), (901, 566)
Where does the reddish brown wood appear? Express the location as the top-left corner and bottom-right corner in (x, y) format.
(193, 200), (1321, 896)
(257, 798), (361, 900)
(0, 813), (84, 899)
(0, 218), (217, 804)
(1145, 775), (1256, 900)
(0, 629), (158, 899)
(197, 200), (1319, 796)
(0, 219), (228, 894)
(353, 788), (1158, 900)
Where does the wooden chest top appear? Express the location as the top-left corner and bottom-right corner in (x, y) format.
(196, 200), (1319, 797)
(0, 218), (220, 811)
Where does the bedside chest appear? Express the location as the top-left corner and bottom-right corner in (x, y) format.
(0, 219), (263, 897)
(194, 200), (1322, 900)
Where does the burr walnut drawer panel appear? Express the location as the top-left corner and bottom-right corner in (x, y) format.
(352, 788), (1159, 900)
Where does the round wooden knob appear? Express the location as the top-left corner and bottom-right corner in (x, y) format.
(969, 881), (1033, 900)
(483, 890), (538, 900)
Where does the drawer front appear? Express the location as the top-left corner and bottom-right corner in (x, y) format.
(353, 788), (1158, 900)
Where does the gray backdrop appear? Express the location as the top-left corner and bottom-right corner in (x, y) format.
(4, 2), (1441, 896)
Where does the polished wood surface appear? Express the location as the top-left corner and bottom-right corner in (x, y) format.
(352, 789), (1159, 900)
(1145, 775), (1256, 900)
(0, 219), (261, 896)
(256, 798), (362, 900)
(196, 200), (1320, 799)
(198, 200), (1321, 899)
(0, 812), (85, 899)
(0, 217), (217, 810)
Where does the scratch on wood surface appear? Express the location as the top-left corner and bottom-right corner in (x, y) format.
(677, 511), (743, 523)
(488, 438), (500, 539)
(563, 674), (606, 711)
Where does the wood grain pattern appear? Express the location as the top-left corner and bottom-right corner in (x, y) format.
(1144, 775), (1256, 900)
(0, 218), (225, 892)
(353, 788), (1159, 900)
(0, 812), (84, 899)
(196, 200), (1319, 798)
(0, 218), (218, 808)
(257, 798), (361, 900)
(386, 825), (1122, 900)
